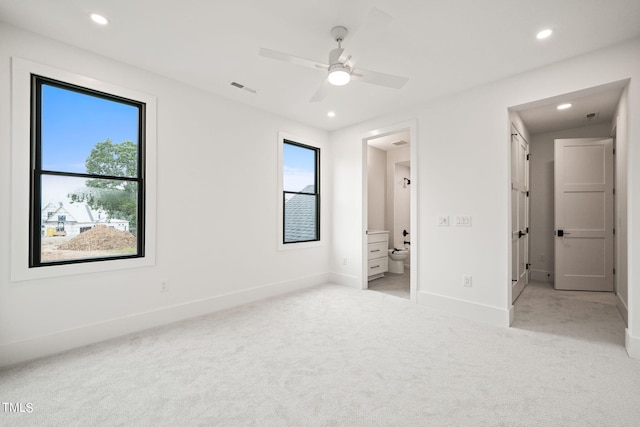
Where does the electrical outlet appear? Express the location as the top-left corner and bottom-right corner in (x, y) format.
(463, 275), (472, 287)
(161, 280), (169, 292)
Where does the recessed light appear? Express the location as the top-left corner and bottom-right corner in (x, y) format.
(557, 103), (572, 110)
(327, 111), (336, 118)
(536, 28), (553, 40)
(90, 13), (109, 26)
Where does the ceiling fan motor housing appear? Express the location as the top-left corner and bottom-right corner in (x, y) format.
(330, 26), (348, 43)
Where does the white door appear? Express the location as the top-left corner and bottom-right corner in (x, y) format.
(511, 128), (529, 303)
(554, 138), (614, 291)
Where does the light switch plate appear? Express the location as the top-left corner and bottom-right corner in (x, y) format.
(455, 215), (472, 227)
(438, 215), (449, 226)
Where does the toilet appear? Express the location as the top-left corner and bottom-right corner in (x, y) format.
(388, 248), (409, 274)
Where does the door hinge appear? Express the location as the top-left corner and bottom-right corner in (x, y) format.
(526, 191), (529, 197)
(526, 154), (530, 160)
(613, 148), (616, 155)
(525, 263), (531, 270)
(613, 188), (616, 195)
(526, 227), (529, 233)
(613, 268), (616, 275)
(613, 228), (616, 235)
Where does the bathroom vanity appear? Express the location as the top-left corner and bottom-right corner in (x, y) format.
(367, 230), (389, 281)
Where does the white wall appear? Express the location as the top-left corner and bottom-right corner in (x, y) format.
(614, 86), (629, 325)
(330, 37), (640, 359)
(0, 24), (330, 366)
(392, 163), (411, 250)
(529, 123), (612, 283)
(367, 146), (386, 231)
(386, 147), (410, 248)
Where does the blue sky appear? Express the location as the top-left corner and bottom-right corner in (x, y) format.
(41, 84), (139, 173)
(40, 84), (139, 203)
(283, 143), (316, 193)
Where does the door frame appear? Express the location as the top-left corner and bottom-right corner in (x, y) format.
(507, 80), (629, 325)
(361, 119), (418, 302)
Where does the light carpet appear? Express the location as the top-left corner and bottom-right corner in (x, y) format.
(1, 282), (639, 426)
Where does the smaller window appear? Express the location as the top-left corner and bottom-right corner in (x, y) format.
(282, 140), (320, 244)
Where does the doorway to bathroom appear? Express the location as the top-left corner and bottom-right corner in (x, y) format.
(361, 120), (417, 301)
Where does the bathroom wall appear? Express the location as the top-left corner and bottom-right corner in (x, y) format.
(394, 163), (411, 253)
(385, 146), (410, 249)
(367, 146), (386, 231)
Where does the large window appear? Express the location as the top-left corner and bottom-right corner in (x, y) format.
(30, 75), (145, 267)
(282, 139), (320, 244)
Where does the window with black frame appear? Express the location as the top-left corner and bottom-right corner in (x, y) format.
(30, 75), (145, 267)
(282, 140), (320, 244)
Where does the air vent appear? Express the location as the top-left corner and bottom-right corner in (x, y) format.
(586, 112), (599, 121)
(230, 81), (257, 94)
(392, 140), (408, 146)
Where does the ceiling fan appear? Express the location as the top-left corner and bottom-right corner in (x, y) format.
(259, 8), (409, 102)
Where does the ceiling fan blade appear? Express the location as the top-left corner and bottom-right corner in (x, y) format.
(351, 68), (408, 89)
(310, 80), (332, 102)
(259, 48), (328, 70)
(340, 7), (393, 66)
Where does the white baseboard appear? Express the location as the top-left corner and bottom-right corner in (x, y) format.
(0, 273), (329, 368)
(417, 291), (511, 327)
(329, 272), (360, 288)
(617, 294), (629, 326)
(625, 329), (640, 360)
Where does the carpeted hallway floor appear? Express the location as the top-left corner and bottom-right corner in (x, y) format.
(1, 281), (638, 426)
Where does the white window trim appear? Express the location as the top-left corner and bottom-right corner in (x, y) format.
(277, 131), (322, 251)
(10, 57), (157, 281)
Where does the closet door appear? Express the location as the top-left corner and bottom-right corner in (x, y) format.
(554, 138), (613, 291)
(511, 128), (529, 303)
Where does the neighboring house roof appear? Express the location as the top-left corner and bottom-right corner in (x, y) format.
(41, 202), (110, 224)
(284, 184), (317, 242)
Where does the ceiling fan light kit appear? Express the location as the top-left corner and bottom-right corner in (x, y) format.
(328, 63), (351, 86)
(258, 8), (408, 102)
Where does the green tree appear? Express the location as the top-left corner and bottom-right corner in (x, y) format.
(69, 139), (139, 231)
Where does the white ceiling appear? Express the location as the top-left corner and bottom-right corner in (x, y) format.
(368, 130), (410, 151)
(1, 0), (639, 132)
(515, 81), (627, 134)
